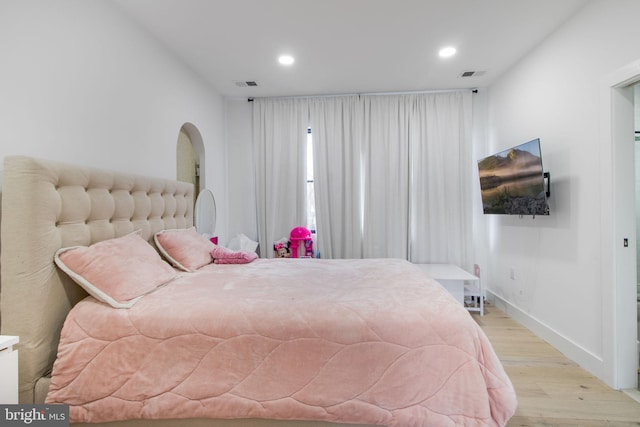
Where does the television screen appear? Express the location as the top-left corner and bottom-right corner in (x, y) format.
(477, 138), (549, 216)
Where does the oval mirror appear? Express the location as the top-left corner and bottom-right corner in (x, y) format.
(195, 189), (216, 237)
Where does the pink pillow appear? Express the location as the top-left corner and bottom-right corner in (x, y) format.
(55, 231), (177, 308)
(154, 227), (215, 272)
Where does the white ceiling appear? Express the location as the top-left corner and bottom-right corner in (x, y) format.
(112, 0), (589, 99)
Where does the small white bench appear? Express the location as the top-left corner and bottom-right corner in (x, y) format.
(415, 263), (483, 316)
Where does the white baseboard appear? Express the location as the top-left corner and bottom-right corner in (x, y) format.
(488, 290), (606, 383)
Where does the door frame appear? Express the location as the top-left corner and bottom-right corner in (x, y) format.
(601, 59), (640, 390)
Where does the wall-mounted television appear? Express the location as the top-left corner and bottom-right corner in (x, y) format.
(477, 138), (549, 216)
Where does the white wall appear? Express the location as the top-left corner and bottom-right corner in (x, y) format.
(0, 0), (228, 241)
(224, 98), (258, 246)
(486, 0), (640, 386)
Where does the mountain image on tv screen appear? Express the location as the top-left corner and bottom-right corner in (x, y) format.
(477, 138), (549, 215)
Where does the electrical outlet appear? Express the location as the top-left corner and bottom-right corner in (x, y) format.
(510, 267), (516, 280)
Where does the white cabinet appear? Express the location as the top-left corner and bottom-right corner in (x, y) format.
(0, 335), (19, 404)
(415, 264), (483, 316)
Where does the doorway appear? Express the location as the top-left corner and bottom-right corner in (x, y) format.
(605, 59), (640, 391)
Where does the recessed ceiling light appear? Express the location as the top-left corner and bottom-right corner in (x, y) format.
(278, 55), (295, 65)
(439, 47), (457, 58)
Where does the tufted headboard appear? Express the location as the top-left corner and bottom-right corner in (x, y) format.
(0, 156), (194, 404)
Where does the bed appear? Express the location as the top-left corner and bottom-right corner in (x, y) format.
(0, 155), (517, 426)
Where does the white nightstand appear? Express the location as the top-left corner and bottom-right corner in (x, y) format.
(0, 335), (19, 404)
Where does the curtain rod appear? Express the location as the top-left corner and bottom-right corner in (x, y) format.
(247, 88), (478, 102)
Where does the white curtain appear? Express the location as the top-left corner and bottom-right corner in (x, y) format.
(308, 96), (363, 259)
(310, 91), (473, 267)
(252, 97), (308, 258)
(407, 91), (473, 267)
(254, 91), (473, 268)
(359, 95), (411, 258)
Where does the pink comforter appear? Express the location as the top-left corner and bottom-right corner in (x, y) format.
(47, 258), (517, 426)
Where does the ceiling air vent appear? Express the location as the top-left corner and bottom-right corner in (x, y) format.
(459, 71), (486, 78)
(234, 80), (258, 87)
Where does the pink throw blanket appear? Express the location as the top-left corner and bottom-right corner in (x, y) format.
(211, 246), (257, 264)
(47, 258), (517, 426)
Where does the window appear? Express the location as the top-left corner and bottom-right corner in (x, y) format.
(306, 128), (316, 233)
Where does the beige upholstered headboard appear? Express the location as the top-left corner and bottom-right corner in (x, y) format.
(0, 156), (194, 404)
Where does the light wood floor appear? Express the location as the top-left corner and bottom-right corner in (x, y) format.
(473, 304), (640, 427)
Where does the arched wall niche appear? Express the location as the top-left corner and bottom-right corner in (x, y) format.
(176, 122), (206, 198)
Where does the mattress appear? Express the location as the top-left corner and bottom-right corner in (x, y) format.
(46, 258), (516, 426)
